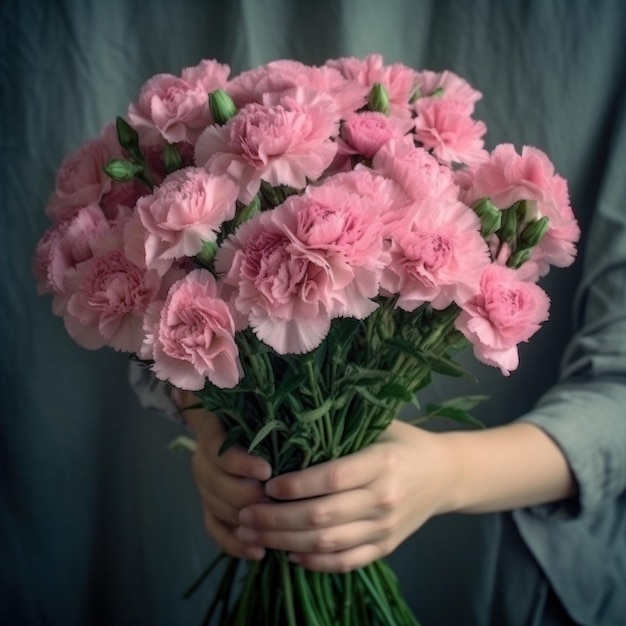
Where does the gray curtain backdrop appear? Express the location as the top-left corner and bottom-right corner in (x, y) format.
(2, 1), (625, 624)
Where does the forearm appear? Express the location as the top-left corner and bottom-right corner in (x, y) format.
(440, 422), (577, 514)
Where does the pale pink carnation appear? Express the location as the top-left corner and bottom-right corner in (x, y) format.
(33, 204), (111, 302)
(414, 70), (483, 111)
(144, 270), (241, 390)
(135, 167), (238, 275)
(415, 98), (488, 166)
(326, 54), (420, 118)
(128, 74), (212, 145)
(372, 137), (458, 206)
(180, 58), (230, 92)
(46, 123), (119, 220)
(455, 264), (550, 375)
(465, 144), (580, 272)
(381, 199), (490, 310)
(64, 251), (161, 352)
(227, 59), (368, 118)
(216, 186), (386, 354)
(195, 88), (340, 204)
(339, 112), (414, 158)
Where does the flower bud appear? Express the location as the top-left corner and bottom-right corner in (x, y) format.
(163, 143), (183, 173)
(507, 248), (533, 269)
(429, 87), (445, 98)
(196, 240), (218, 266)
(368, 83), (390, 115)
(498, 206), (518, 243)
(115, 116), (142, 160)
(103, 158), (143, 182)
(209, 89), (238, 125)
(519, 216), (550, 249)
(472, 198), (502, 236)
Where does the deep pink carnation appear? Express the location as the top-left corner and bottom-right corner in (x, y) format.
(142, 270), (241, 390)
(339, 112), (414, 158)
(326, 54), (420, 118)
(455, 264), (550, 375)
(46, 123), (120, 220)
(372, 137), (458, 206)
(381, 199), (490, 310)
(227, 59), (368, 118)
(64, 251), (161, 352)
(465, 144), (580, 273)
(415, 98), (488, 166)
(128, 74), (212, 145)
(195, 88), (340, 204)
(135, 167), (238, 275)
(414, 70), (483, 111)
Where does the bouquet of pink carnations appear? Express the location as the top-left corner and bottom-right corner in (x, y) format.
(34, 54), (580, 625)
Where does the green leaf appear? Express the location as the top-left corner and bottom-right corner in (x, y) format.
(384, 337), (430, 365)
(355, 386), (393, 409)
(423, 352), (470, 378)
(248, 419), (286, 453)
(355, 568), (399, 626)
(377, 382), (415, 403)
(424, 403), (486, 429)
(295, 398), (333, 423)
(435, 395), (488, 412)
(274, 372), (308, 402)
(342, 366), (396, 386)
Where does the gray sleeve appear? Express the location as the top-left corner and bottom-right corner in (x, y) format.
(518, 98), (626, 519)
(128, 361), (185, 426)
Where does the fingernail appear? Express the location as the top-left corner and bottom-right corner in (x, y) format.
(265, 480), (279, 498)
(239, 508), (253, 525)
(245, 547), (265, 561)
(237, 527), (259, 543)
(288, 553), (300, 564)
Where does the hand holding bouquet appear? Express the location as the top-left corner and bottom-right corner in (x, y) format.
(34, 54), (580, 625)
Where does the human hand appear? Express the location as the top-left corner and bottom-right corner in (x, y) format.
(174, 389), (272, 560)
(235, 420), (455, 572)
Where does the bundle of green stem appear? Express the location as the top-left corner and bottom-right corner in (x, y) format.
(188, 298), (475, 626)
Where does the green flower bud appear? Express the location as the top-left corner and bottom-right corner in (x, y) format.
(429, 87), (445, 98)
(507, 247), (533, 269)
(196, 240), (218, 266)
(368, 83), (390, 115)
(163, 143), (183, 174)
(519, 216), (550, 249)
(498, 206), (518, 243)
(115, 116), (142, 160)
(471, 198), (502, 236)
(103, 158), (143, 182)
(209, 89), (238, 125)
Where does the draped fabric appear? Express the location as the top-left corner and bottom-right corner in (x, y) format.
(2, 1), (625, 624)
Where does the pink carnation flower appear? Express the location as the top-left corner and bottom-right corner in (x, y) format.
(46, 123), (120, 220)
(455, 264), (550, 375)
(142, 270), (241, 390)
(135, 167), (238, 275)
(33, 204), (111, 317)
(326, 54), (420, 118)
(180, 58), (231, 92)
(339, 111), (414, 158)
(381, 199), (490, 310)
(227, 59), (368, 118)
(128, 74), (212, 145)
(195, 88), (340, 204)
(414, 70), (483, 111)
(216, 183), (386, 354)
(372, 137), (459, 206)
(465, 144), (580, 273)
(414, 98), (488, 166)
(64, 251), (161, 352)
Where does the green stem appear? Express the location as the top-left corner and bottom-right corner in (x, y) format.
(279, 553), (298, 626)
